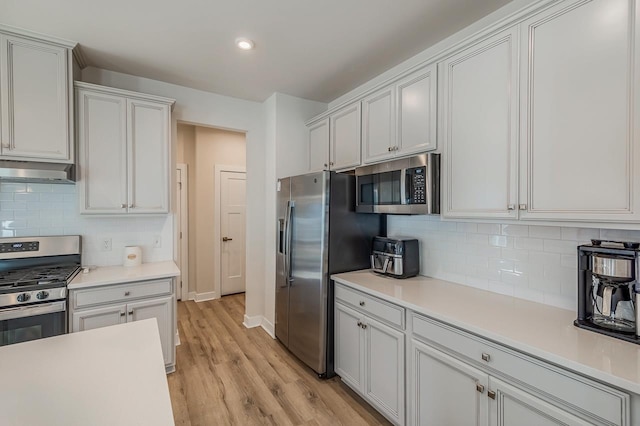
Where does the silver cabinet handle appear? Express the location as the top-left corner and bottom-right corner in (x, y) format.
(481, 353), (491, 362)
(519, 204), (527, 210)
(359, 301), (365, 306)
(507, 204), (515, 210)
(128, 310), (133, 315)
(394, 146), (399, 151)
(488, 390), (496, 400)
(120, 311), (126, 317)
(329, 162), (334, 166)
(476, 383), (485, 393)
(388, 147), (392, 152)
(357, 321), (362, 327)
(129, 204), (134, 209)
(121, 203), (127, 209)
(124, 291), (130, 296)
(361, 323), (367, 329)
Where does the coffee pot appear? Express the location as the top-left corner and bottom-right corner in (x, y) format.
(576, 240), (640, 344)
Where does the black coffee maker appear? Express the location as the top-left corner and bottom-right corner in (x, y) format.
(575, 240), (640, 343)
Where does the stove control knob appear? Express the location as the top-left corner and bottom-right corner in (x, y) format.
(36, 291), (49, 300)
(16, 293), (31, 303)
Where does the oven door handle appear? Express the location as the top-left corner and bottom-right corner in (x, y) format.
(0, 301), (66, 321)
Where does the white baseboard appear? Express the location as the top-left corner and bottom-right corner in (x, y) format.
(243, 314), (262, 329)
(261, 318), (275, 339)
(187, 291), (196, 301)
(194, 291), (217, 302)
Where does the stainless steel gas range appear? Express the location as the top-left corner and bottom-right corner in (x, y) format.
(0, 236), (81, 347)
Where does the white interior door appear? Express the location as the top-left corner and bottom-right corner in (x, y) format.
(220, 171), (246, 295)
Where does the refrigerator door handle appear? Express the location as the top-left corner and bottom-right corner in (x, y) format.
(285, 200), (295, 285)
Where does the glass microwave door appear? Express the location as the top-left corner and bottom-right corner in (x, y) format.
(377, 171), (401, 205)
(358, 174), (376, 206)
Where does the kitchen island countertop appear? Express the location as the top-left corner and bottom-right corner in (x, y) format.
(0, 319), (174, 426)
(69, 260), (180, 290)
(332, 269), (640, 395)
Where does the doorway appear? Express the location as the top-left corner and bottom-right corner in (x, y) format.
(215, 168), (247, 296)
(176, 123), (246, 301)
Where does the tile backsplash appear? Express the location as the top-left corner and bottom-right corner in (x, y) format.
(387, 215), (640, 311)
(0, 182), (173, 267)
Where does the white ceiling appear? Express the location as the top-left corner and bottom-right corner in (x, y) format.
(0, 0), (511, 103)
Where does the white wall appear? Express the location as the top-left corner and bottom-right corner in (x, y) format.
(0, 182), (172, 266)
(82, 67), (266, 322)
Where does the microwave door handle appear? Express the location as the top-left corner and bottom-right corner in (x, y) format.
(401, 169), (409, 205)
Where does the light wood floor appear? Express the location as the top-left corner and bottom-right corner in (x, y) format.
(167, 294), (391, 425)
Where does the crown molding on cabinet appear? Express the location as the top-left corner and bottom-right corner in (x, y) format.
(0, 23), (76, 49)
(305, 0), (558, 127)
(74, 81), (176, 109)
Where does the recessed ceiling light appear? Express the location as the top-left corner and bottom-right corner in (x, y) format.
(236, 38), (255, 50)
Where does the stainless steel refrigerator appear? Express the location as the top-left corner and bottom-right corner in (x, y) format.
(276, 171), (382, 377)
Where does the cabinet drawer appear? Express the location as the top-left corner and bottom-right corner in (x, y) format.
(73, 279), (173, 309)
(411, 313), (629, 426)
(335, 283), (404, 330)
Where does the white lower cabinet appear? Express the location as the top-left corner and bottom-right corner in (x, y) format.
(410, 339), (488, 426)
(70, 278), (176, 372)
(335, 286), (405, 425)
(409, 313), (630, 426)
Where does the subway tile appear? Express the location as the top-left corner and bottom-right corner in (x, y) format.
(543, 239), (580, 255)
(542, 294), (574, 311)
(14, 193), (41, 202)
(466, 276), (489, 290)
(40, 193), (65, 202)
(51, 184), (77, 193)
(560, 254), (577, 268)
(466, 233), (488, 245)
(600, 229), (640, 242)
(26, 183), (52, 193)
(514, 237), (544, 251)
(466, 254), (489, 269)
(513, 287), (544, 304)
(561, 227), (600, 242)
(1, 183), (26, 193)
(501, 224), (528, 237)
(457, 222), (478, 233)
(501, 271), (527, 286)
(501, 248), (529, 262)
(477, 223), (501, 234)
(488, 235), (512, 248)
(528, 225), (561, 239)
(0, 211), (13, 220)
(0, 193), (13, 201)
(514, 262), (529, 274)
(529, 251), (561, 266)
(2, 219), (27, 229)
(489, 258), (514, 273)
(1, 201), (27, 210)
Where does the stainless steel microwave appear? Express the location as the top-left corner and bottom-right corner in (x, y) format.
(355, 153), (440, 214)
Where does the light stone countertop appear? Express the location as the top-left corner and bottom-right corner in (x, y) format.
(0, 319), (174, 426)
(332, 270), (640, 395)
(69, 260), (180, 290)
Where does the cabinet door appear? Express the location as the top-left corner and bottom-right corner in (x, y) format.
(441, 28), (519, 220)
(330, 103), (361, 170)
(489, 377), (590, 426)
(364, 317), (405, 425)
(0, 35), (72, 162)
(519, 0), (640, 222)
(362, 86), (396, 163)
(335, 302), (364, 391)
(127, 296), (174, 366)
(72, 304), (127, 332)
(396, 64), (437, 155)
(410, 339), (489, 426)
(127, 99), (170, 213)
(308, 118), (329, 173)
(76, 89), (128, 214)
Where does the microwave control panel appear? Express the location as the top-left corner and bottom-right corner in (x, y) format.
(408, 167), (426, 204)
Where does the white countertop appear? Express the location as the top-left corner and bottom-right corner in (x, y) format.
(332, 270), (640, 395)
(0, 319), (174, 426)
(69, 260), (180, 290)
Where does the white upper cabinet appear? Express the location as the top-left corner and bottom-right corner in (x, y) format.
(0, 32), (74, 163)
(396, 64), (437, 156)
(362, 65), (437, 164)
(76, 82), (174, 215)
(519, 0), (640, 222)
(362, 85), (396, 164)
(330, 103), (361, 170)
(308, 118), (329, 173)
(127, 99), (170, 213)
(441, 27), (519, 220)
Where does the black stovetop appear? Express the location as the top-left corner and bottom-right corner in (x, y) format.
(0, 263), (80, 292)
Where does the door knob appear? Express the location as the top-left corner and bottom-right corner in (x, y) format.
(222, 237), (233, 242)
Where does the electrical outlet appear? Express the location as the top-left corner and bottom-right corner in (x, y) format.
(101, 238), (112, 252)
(152, 235), (161, 248)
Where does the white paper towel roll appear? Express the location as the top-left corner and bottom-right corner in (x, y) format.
(123, 246), (142, 267)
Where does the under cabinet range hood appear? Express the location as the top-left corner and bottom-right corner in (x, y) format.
(0, 161), (75, 184)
